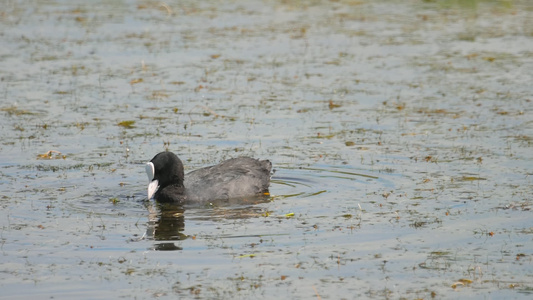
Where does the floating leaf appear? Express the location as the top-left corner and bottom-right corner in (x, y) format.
(460, 176), (486, 181)
(237, 253), (256, 258)
(458, 278), (473, 284)
(451, 282), (463, 289)
(117, 120), (135, 128)
(37, 150), (62, 159)
(316, 133), (335, 139)
(130, 78), (143, 85)
(54, 90), (71, 95)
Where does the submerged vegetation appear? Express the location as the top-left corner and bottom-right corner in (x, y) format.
(0, 0), (531, 299)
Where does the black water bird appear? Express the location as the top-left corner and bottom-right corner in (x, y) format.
(145, 152), (272, 204)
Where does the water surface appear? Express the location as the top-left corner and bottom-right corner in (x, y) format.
(1, 0), (532, 299)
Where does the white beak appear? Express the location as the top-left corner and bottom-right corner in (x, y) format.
(146, 162), (155, 181)
(145, 162), (158, 199)
(147, 179), (159, 200)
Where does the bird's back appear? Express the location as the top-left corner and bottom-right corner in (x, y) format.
(184, 157), (272, 203)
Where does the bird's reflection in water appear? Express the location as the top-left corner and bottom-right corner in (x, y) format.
(146, 202), (186, 251)
(145, 195), (272, 251)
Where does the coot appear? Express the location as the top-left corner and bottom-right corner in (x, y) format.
(145, 151), (272, 203)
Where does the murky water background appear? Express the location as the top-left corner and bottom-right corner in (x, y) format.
(1, 0), (532, 299)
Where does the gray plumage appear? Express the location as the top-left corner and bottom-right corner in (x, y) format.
(146, 152), (272, 204)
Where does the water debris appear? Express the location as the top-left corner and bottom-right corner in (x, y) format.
(2, 1), (531, 298)
(150, 90), (169, 99)
(261, 211), (272, 217)
(188, 105), (228, 122)
(194, 85), (206, 92)
(451, 279), (473, 289)
(312, 285), (322, 300)
(297, 108), (310, 113)
(130, 78), (143, 85)
(316, 132), (335, 139)
(495, 201), (531, 211)
(423, 155), (438, 163)
(328, 100), (341, 109)
(159, 2), (173, 16)
(410, 219), (442, 228)
(1, 106), (37, 116)
(395, 103), (406, 110)
(37, 150), (63, 159)
(117, 120), (136, 128)
(54, 90), (71, 95)
(460, 176), (486, 181)
(516, 253), (527, 261)
(125, 268), (135, 275)
(237, 253), (257, 258)
(309, 190), (327, 196)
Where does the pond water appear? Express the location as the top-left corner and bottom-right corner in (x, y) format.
(1, 0), (532, 299)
